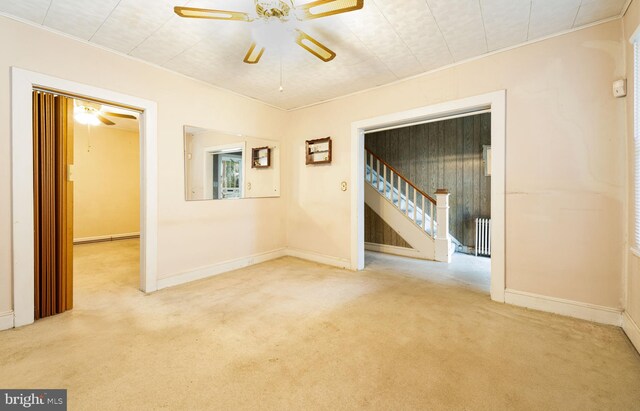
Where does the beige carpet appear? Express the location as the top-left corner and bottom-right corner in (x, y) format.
(1, 239), (639, 410)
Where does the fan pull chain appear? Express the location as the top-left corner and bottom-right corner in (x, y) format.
(279, 56), (284, 93)
(87, 124), (92, 153)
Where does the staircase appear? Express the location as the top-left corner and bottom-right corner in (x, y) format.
(365, 148), (455, 262)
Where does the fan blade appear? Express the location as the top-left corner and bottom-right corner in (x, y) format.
(174, 6), (252, 22)
(243, 43), (266, 64)
(295, 30), (336, 62)
(295, 0), (363, 20)
(101, 111), (137, 120)
(97, 115), (115, 126)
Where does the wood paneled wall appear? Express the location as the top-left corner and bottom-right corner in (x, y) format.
(364, 204), (412, 248)
(365, 113), (491, 248)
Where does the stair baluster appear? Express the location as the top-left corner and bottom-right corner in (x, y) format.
(430, 202), (435, 237)
(383, 164), (387, 195)
(406, 184), (410, 217)
(364, 148), (453, 262)
(423, 198), (427, 231)
(413, 189), (418, 224)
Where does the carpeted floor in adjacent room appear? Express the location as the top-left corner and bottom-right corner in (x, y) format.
(1, 239), (639, 410)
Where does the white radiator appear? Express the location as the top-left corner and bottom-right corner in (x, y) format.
(475, 218), (491, 257)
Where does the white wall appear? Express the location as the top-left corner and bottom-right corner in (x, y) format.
(285, 20), (627, 309)
(73, 123), (140, 240)
(0, 15), (288, 313)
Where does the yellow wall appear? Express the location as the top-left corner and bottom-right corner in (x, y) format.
(285, 20), (627, 309)
(73, 123), (140, 240)
(623, 0), (640, 341)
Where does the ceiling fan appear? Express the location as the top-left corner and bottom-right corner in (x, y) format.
(74, 102), (137, 126)
(174, 0), (364, 64)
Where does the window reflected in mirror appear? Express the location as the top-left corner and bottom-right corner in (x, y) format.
(184, 126), (280, 201)
(211, 148), (243, 199)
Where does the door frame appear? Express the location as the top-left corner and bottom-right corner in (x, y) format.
(11, 67), (158, 327)
(350, 90), (507, 302)
(202, 142), (245, 200)
(217, 152), (244, 199)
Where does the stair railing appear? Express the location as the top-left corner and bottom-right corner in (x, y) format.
(365, 148), (438, 236)
(365, 148), (452, 262)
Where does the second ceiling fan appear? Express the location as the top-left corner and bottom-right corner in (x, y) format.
(74, 101), (137, 126)
(174, 0), (364, 64)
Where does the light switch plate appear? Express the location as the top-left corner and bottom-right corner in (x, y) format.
(66, 164), (75, 182)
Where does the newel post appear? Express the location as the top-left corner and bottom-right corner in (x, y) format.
(435, 189), (452, 263)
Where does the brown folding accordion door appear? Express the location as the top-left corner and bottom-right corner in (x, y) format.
(32, 90), (74, 320)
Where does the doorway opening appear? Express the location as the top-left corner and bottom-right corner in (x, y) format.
(31, 91), (142, 321)
(215, 152), (243, 199)
(202, 144), (244, 200)
(362, 111), (491, 292)
(71, 98), (141, 315)
(351, 91), (506, 302)
(11, 67), (158, 328)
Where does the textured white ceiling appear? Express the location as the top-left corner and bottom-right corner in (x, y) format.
(0, 0), (629, 110)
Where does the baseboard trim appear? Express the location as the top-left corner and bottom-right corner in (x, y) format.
(504, 289), (622, 326)
(285, 248), (351, 269)
(623, 312), (640, 354)
(74, 232), (140, 244)
(157, 248), (286, 290)
(0, 311), (14, 330)
(365, 242), (422, 259)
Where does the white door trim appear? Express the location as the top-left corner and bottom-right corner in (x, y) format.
(11, 67), (158, 328)
(350, 90), (507, 302)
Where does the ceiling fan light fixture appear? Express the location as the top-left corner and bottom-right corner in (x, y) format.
(260, 0), (281, 8)
(255, 0), (293, 20)
(174, 0), (362, 64)
(252, 18), (295, 49)
(74, 106), (100, 126)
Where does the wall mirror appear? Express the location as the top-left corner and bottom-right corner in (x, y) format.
(184, 126), (280, 201)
